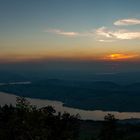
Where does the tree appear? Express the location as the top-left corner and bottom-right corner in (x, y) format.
(16, 96), (31, 111)
(99, 114), (117, 140)
(0, 97), (80, 140)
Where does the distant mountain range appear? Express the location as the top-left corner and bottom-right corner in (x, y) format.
(0, 76), (140, 112)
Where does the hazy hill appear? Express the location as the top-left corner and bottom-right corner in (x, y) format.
(0, 78), (140, 112)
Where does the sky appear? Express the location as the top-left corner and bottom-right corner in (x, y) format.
(0, 0), (140, 63)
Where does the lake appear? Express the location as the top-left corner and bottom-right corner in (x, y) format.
(0, 92), (140, 120)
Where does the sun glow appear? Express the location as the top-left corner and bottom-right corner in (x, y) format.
(104, 53), (138, 60)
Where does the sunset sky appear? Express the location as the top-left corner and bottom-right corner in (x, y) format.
(1, 0), (140, 62)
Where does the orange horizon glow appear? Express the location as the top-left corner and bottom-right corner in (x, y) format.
(103, 53), (138, 61)
(0, 52), (139, 63)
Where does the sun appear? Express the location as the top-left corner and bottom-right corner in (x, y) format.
(110, 54), (124, 60)
(104, 53), (138, 60)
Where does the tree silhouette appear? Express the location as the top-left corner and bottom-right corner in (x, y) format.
(99, 114), (117, 140)
(0, 97), (80, 140)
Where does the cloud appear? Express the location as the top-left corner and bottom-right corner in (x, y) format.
(45, 29), (79, 37)
(96, 26), (140, 40)
(96, 27), (115, 38)
(114, 18), (140, 26)
(46, 27), (140, 41)
(98, 39), (114, 42)
(44, 29), (94, 37)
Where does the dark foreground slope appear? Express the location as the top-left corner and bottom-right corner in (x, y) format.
(0, 97), (140, 140)
(0, 97), (80, 140)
